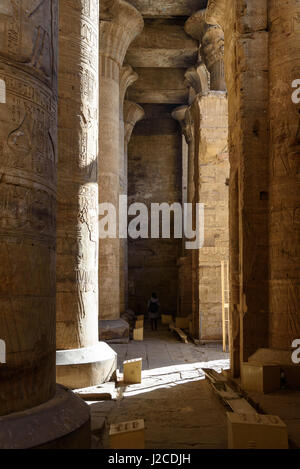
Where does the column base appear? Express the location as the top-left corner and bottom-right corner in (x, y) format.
(56, 341), (117, 389)
(0, 385), (90, 449)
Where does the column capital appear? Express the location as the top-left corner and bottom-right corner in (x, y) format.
(124, 100), (145, 145)
(184, 10), (206, 43)
(206, 0), (227, 30)
(100, 0), (144, 67)
(184, 64), (210, 103)
(185, 9), (225, 91)
(120, 64), (138, 112)
(171, 105), (191, 144)
(185, 10), (224, 66)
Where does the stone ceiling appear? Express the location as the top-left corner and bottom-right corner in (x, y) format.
(127, 0), (208, 18)
(125, 1), (208, 105)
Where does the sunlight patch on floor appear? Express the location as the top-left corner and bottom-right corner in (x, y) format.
(121, 358), (230, 396)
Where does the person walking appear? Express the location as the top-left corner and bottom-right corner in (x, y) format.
(147, 292), (160, 331)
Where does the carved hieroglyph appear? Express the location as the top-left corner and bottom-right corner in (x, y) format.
(0, 0), (58, 415)
(56, 0), (99, 350)
(99, 1), (143, 320)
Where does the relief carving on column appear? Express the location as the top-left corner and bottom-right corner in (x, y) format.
(0, 0), (58, 244)
(0, 0), (58, 415)
(0, 0), (58, 87)
(56, 0), (99, 349)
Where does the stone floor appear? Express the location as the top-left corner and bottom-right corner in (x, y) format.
(90, 322), (230, 449)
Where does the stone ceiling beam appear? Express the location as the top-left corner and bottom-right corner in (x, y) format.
(126, 22), (198, 68)
(127, 67), (189, 104)
(126, 0), (208, 18)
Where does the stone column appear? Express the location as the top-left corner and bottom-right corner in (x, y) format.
(119, 65), (138, 314)
(99, 0), (143, 320)
(122, 100), (145, 312)
(185, 108), (197, 335)
(0, 0), (90, 448)
(191, 93), (229, 341)
(172, 106), (192, 318)
(268, 0), (300, 349)
(207, 0), (270, 370)
(185, 10), (226, 91)
(172, 106), (189, 225)
(56, 0), (117, 390)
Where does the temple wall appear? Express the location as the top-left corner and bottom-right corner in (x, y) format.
(128, 104), (182, 315)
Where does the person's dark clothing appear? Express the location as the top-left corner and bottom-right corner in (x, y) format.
(147, 296), (160, 331)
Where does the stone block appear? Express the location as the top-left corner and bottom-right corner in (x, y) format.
(175, 317), (189, 329)
(99, 319), (129, 343)
(133, 328), (143, 341)
(109, 419), (145, 449)
(123, 358), (142, 384)
(162, 314), (173, 324)
(241, 363), (281, 393)
(227, 412), (288, 449)
(135, 320), (144, 329)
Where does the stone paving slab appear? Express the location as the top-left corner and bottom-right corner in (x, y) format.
(91, 326), (229, 449)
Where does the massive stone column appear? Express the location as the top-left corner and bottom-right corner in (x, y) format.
(185, 107), (197, 334)
(172, 105), (192, 318)
(122, 100), (145, 313)
(0, 0), (90, 448)
(56, 0), (116, 390)
(183, 19), (229, 340)
(185, 10), (226, 91)
(119, 65), (138, 314)
(190, 93), (229, 341)
(99, 0), (143, 320)
(207, 0), (270, 372)
(268, 0), (300, 349)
